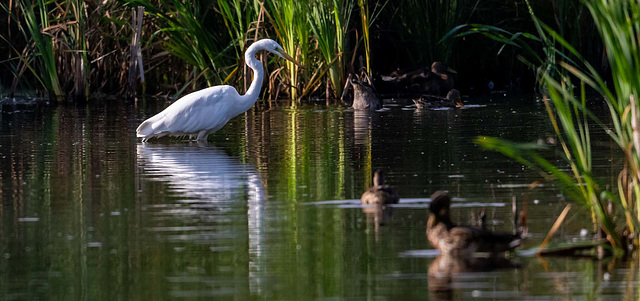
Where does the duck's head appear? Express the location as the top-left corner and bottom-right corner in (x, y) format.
(446, 89), (463, 108)
(429, 190), (452, 219)
(373, 169), (386, 187)
(431, 62), (448, 74)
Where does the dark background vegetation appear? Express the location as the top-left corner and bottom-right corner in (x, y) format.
(0, 0), (605, 101)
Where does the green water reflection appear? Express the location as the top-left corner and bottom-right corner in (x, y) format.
(0, 98), (637, 299)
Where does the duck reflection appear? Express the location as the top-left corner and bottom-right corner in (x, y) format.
(136, 144), (266, 294)
(361, 205), (394, 231)
(428, 254), (521, 300)
(353, 109), (381, 146)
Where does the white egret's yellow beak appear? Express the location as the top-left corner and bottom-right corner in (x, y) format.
(279, 50), (302, 68)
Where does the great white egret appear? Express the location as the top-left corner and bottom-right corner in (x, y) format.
(136, 39), (298, 142)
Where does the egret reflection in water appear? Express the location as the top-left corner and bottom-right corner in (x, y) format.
(137, 144), (264, 200)
(136, 144), (266, 295)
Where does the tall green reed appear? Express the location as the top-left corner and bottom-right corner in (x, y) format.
(1, 0), (124, 99)
(217, 0), (258, 53)
(478, 0), (640, 253)
(477, 83), (623, 251)
(126, 0), (237, 93)
(580, 0), (640, 243)
(66, 0), (90, 99)
(357, 0), (370, 74)
(216, 0), (259, 91)
(356, 0), (386, 75)
(2, 0), (601, 102)
(264, 0), (310, 100)
(309, 0), (354, 98)
(2, 0), (64, 99)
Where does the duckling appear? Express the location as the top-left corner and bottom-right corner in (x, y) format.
(413, 89), (463, 109)
(426, 191), (523, 258)
(342, 73), (381, 110)
(361, 169), (399, 206)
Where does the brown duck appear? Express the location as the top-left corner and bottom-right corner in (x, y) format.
(361, 169), (399, 205)
(426, 191), (523, 258)
(413, 89), (463, 109)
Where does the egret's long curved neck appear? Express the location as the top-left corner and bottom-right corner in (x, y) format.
(242, 45), (264, 104)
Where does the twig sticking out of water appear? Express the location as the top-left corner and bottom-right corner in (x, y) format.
(537, 204), (571, 255)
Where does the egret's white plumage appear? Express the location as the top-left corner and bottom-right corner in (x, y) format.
(136, 39), (297, 142)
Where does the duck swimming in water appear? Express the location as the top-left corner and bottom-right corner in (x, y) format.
(342, 73), (381, 110)
(413, 89), (463, 109)
(361, 169), (399, 206)
(426, 191), (524, 258)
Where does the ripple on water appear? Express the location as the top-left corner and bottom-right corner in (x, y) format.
(398, 249), (441, 258)
(301, 198), (506, 209)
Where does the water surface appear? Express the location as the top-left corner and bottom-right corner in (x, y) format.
(0, 96), (637, 299)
